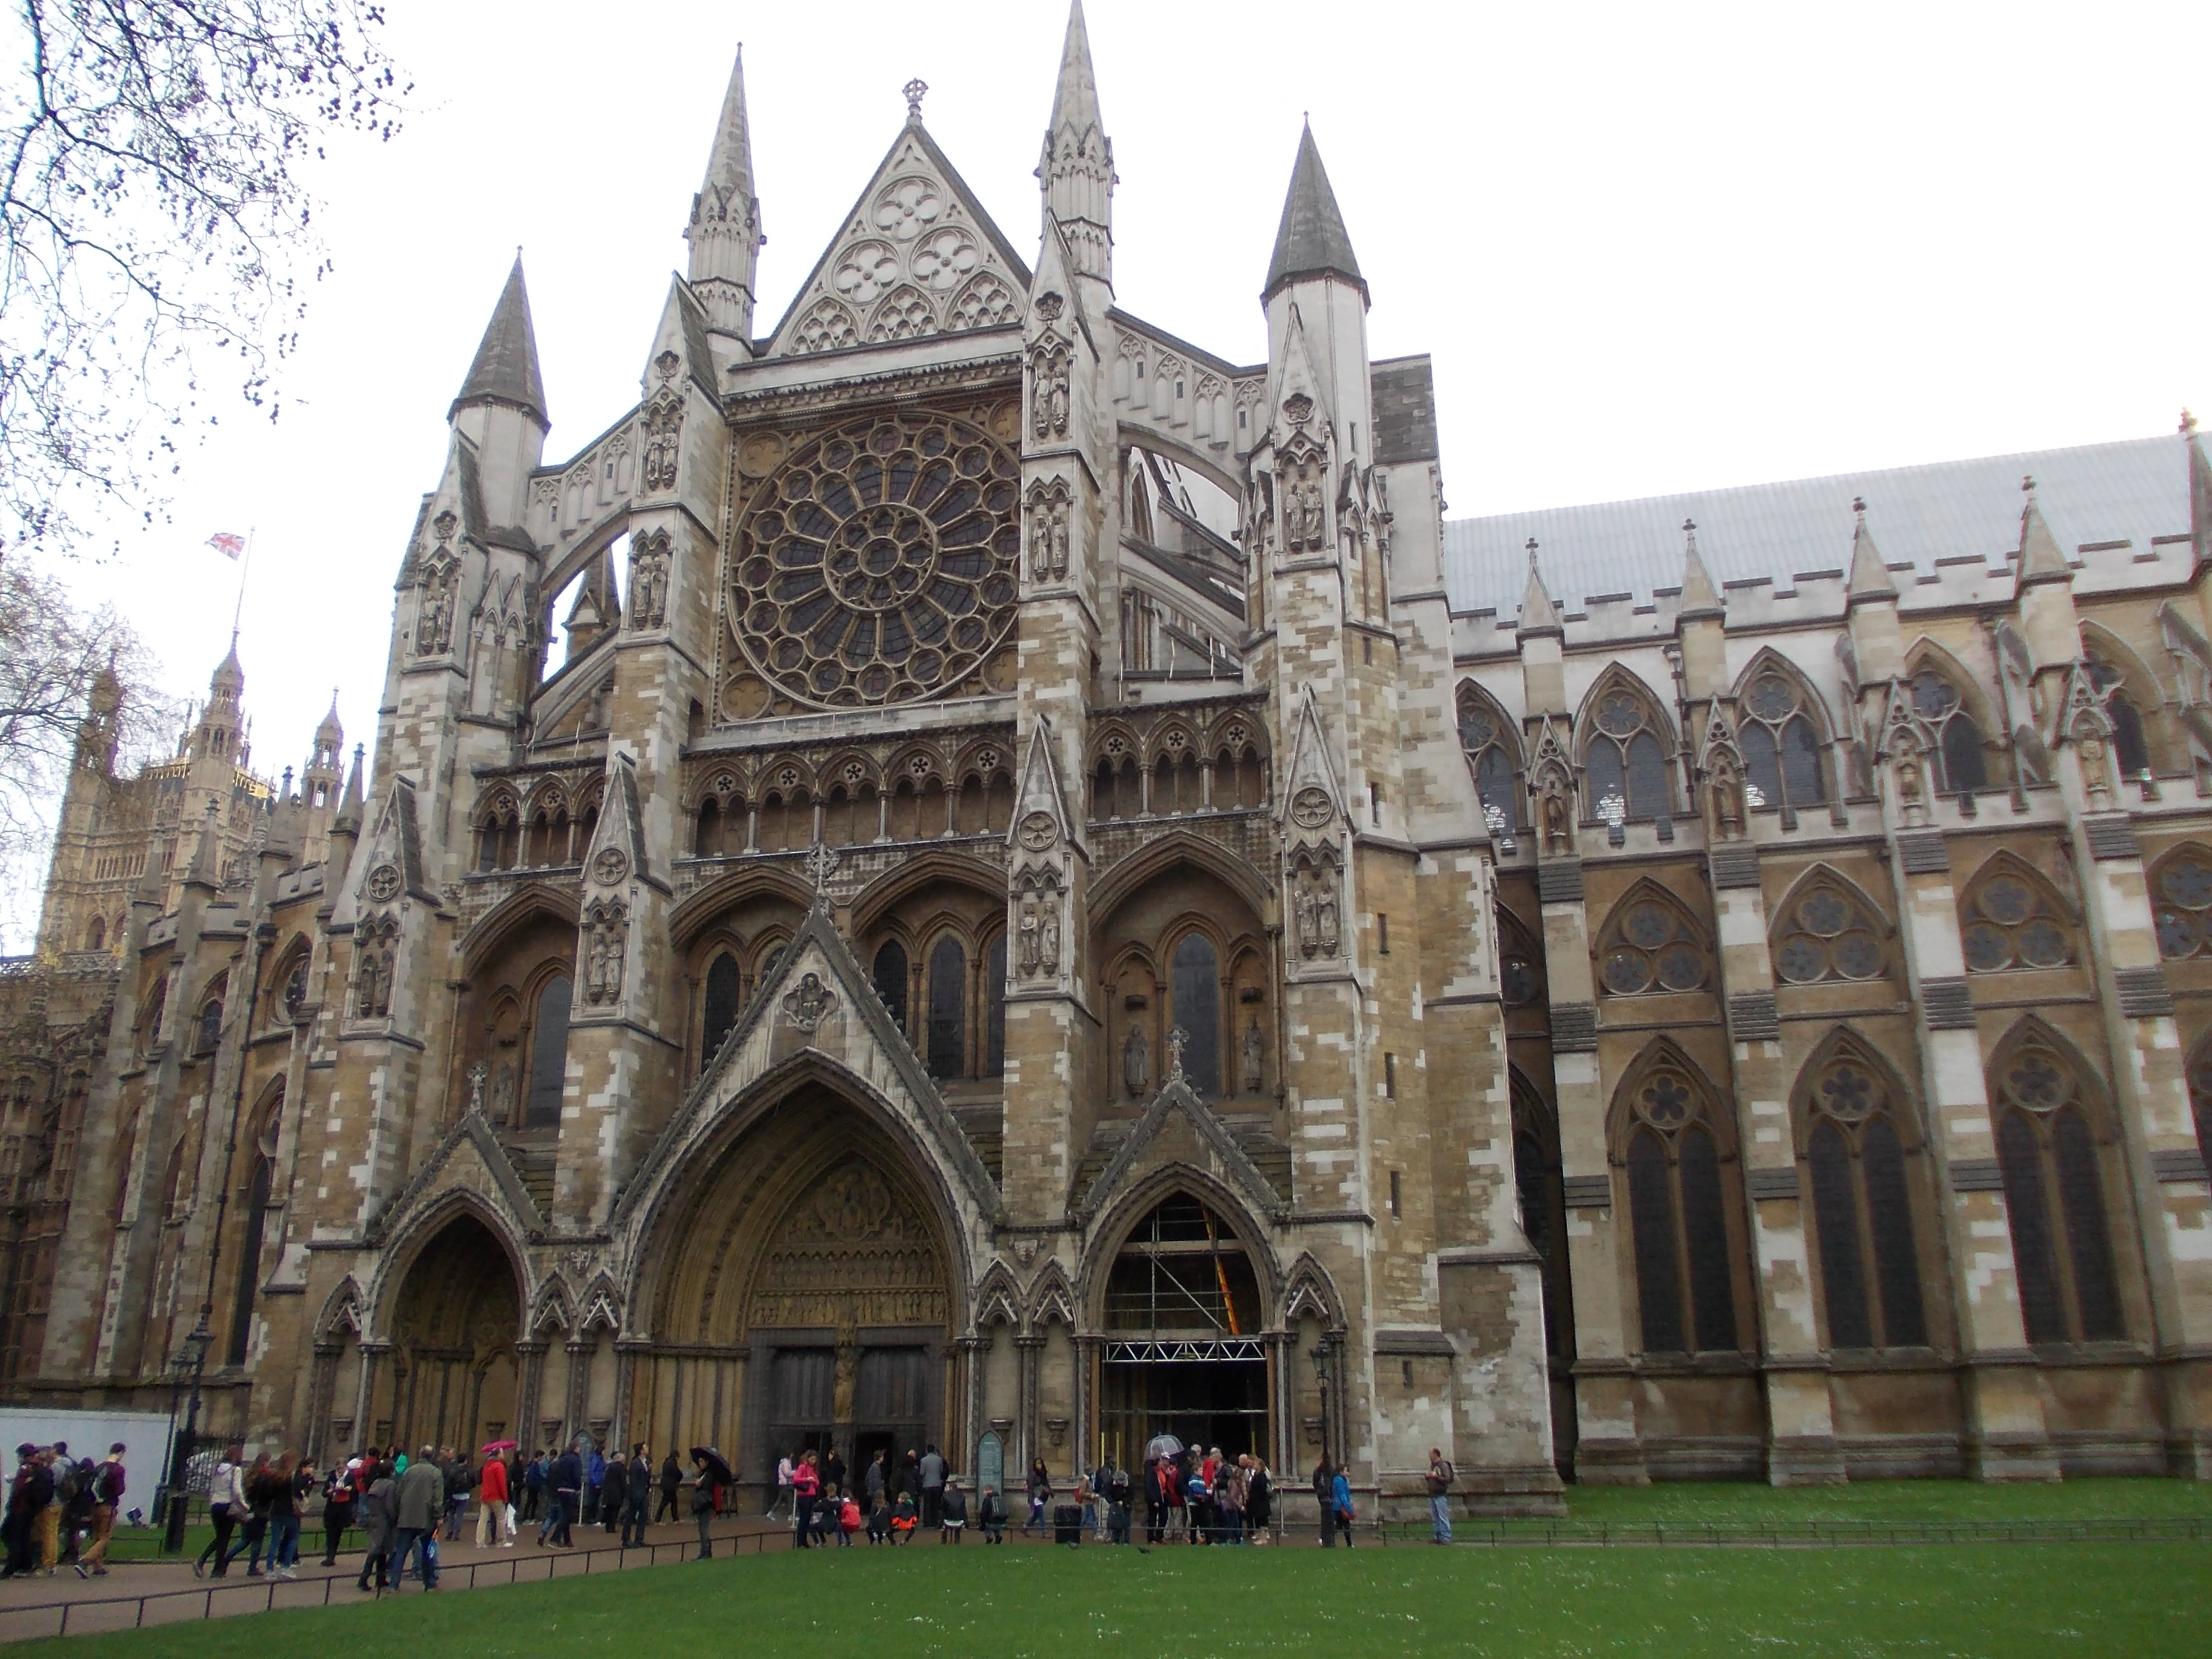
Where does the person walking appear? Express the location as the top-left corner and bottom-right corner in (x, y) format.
(1425, 1447), (1455, 1545)
(689, 1452), (716, 1561)
(1313, 1456), (1336, 1548)
(1244, 1455), (1273, 1544)
(357, 1460), (396, 1592)
(622, 1444), (652, 1547)
(864, 1448), (888, 1511)
(267, 1454), (308, 1578)
(233, 1452), (274, 1577)
(2, 1445), (53, 1577)
(1022, 1458), (1051, 1535)
(547, 1441), (582, 1547)
(1331, 1461), (1355, 1547)
(583, 1441), (605, 1528)
(320, 1455), (358, 1566)
(443, 1450), (472, 1542)
(74, 1444), (126, 1577)
(521, 1452), (546, 1524)
(391, 1447), (444, 1591)
(791, 1449), (821, 1547)
(767, 1450), (794, 1522)
(476, 1449), (512, 1548)
(917, 1444), (947, 1531)
(656, 1451), (682, 1523)
(194, 1446), (247, 1577)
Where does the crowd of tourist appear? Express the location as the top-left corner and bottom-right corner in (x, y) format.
(0, 1440), (130, 1578)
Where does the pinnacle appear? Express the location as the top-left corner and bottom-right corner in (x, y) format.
(692, 45), (756, 228)
(1264, 124), (1364, 301)
(2016, 473), (2071, 585)
(1048, 0), (1104, 139)
(1678, 518), (1723, 618)
(451, 255), (549, 429)
(1847, 496), (1897, 602)
(1517, 537), (1563, 637)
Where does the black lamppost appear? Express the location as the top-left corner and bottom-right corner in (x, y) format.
(161, 1318), (213, 1554)
(1309, 1341), (1332, 1470)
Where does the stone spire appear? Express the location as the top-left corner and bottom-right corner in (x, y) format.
(1517, 538), (1563, 639)
(687, 44), (764, 343)
(451, 255), (549, 430)
(188, 638), (247, 763)
(1678, 517), (1723, 620)
(2016, 474), (2071, 587)
(1846, 496), (1896, 604)
(1039, 0), (1113, 293)
(563, 545), (622, 656)
(1264, 122), (1365, 303)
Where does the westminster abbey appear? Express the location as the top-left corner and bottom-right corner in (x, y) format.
(4, 4), (2208, 1507)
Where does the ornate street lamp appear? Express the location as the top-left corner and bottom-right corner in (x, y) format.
(161, 1318), (213, 1554)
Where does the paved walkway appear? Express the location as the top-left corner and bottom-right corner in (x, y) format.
(0, 1510), (1104, 1640)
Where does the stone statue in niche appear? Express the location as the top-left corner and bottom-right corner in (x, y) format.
(1017, 893), (1041, 976)
(491, 1062), (516, 1125)
(1031, 341), (1070, 439)
(1241, 1016), (1265, 1094)
(1893, 746), (1926, 825)
(1314, 867), (1341, 956)
(1028, 487), (1070, 583)
(1539, 775), (1571, 853)
(1709, 759), (1744, 840)
(1038, 893), (1061, 977)
(2077, 733), (2111, 806)
(1122, 1022), (1149, 1098)
(833, 1342), (858, 1422)
(1165, 1025), (1189, 1085)
(583, 900), (628, 1006)
(1294, 876), (1319, 959)
(642, 392), (683, 492)
(415, 563), (455, 655)
(628, 531), (670, 629)
(1285, 464), (1326, 554)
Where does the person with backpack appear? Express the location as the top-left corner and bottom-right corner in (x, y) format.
(57, 1450), (95, 1570)
(440, 1450), (471, 1541)
(977, 1484), (1005, 1544)
(1425, 1447), (1455, 1545)
(1105, 1462), (1132, 1544)
(937, 1480), (967, 1543)
(74, 1444), (126, 1577)
(688, 1450), (716, 1561)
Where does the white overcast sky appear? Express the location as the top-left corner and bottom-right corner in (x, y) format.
(52, 0), (2212, 820)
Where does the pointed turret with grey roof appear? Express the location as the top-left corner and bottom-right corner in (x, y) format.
(1517, 539), (1563, 640)
(451, 256), (548, 431)
(1846, 497), (1897, 605)
(1678, 518), (1723, 620)
(1264, 122), (1366, 303)
(2015, 474), (2073, 590)
(1039, 0), (1113, 302)
(688, 44), (763, 346)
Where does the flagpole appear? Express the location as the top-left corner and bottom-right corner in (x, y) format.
(229, 528), (256, 642)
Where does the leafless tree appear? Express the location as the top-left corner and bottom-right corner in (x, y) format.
(0, 553), (178, 945)
(0, 0), (406, 557)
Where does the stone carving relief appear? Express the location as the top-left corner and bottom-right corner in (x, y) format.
(582, 897), (628, 1007)
(1026, 476), (1071, 583)
(781, 971), (836, 1033)
(1241, 1016), (1265, 1094)
(1122, 1022), (1150, 1098)
(1282, 452), (1327, 555)
(627, 529), (671, 631)
(413, 510), (460, 656)
(1030, 324), (1071, 440)
(748, 1159), (947, 1331)
(1014, 873), (1064, 980)
(1292, 858), (1342, 961)
(642, 390), (684, 494)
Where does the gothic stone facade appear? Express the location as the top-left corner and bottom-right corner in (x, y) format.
(24, 8), (2212, 1497)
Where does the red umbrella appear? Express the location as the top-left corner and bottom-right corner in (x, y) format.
(480, 1439), (518, 1455)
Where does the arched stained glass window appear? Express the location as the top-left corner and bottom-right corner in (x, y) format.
(1962, 865), (2074, 973)
(1774, 882), (1886, 985)
(1498, 907), (1544, 1008)
(2153, 854), (2212, 961)
(1908, 670), (1988, 793)
(524, 975), (572, 1128)
(1584, 687), (1672, 823)
(1991, 1040), (2123, 1344)
(927, 937), (965, 1079)
(1456, 685), (1521, 834)
(1739, 671), (1828, 810)
(227, 1154), (272, 1366)
(1170, 932), (1221, 1095)
(984, 933), (1007, 1079)
(2086, 654), (2153, 779)
(1802, 1048), (1927, 1350)
(872, 939), (910, 1032)
(1621, 1057), (1740, 1355)
(700, 953), (743, 1075)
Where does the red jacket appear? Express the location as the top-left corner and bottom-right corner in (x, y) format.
(480, 1459), (509, 1504)
(793, 1464), (820, 1499)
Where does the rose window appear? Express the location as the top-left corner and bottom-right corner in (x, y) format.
(1602, 899), (1706, 996)
(1962, 872), (2071, 972)
(730, 412), (1020, 709)
(1774, 885), (1884, 985)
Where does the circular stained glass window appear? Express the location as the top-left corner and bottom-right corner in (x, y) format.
(1747, 675), (1797, 722)
(729, 411), (1021, 708)
(1603, 950), (1654, 996)
(1831, 932), (1882, 979)
(1963, 922), (2011, 972)
(1657, 943), (1706, 991)
(1978, 877), (2033, 927)
(1623, 903), (1676, 950)
(1777, 936), (1829, 984)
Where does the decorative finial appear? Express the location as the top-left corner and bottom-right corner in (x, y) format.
(1683, 517), (1698, 548)
(1852, 495), (1866, 518)
(903, 78), (928, 121)
(804, 839), (840, 897)
(2185, 408), (2199, 437)
(1524, 535), (1540, 566)
(1166, 1024), (1190, 1085)
(2022, 473), (2037, 502)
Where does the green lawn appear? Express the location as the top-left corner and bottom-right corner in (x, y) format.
(16, 1540), (2212, 1658)
(1543, 1474), (2212, 1525)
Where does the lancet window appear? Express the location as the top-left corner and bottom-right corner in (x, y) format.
(1991, 1037), (2125, 1344)
(1906, 669), (1988, 793)
(1619, 1054), (1740, 1355)
(1456, 683), (1521, 834)
(1960, 863), (2075, 973)
(1738, 670), (1828, 809)
(1583, 683), (1673, 824)
(1801, 1045), (1928, 1350)
(1773, 880), (1886, 985)
(523, 975), (572, 1129)
(699, 953), (743, 1074)
(2085, 652), (2153, 779)
(1497, 906), (1544, 1008)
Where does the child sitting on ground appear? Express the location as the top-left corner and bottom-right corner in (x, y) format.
(979, 1484), (1006, 1544)
(866, 1495), (891, 1545)
(839, 1491), (860, 1545)
(939, 1481), (967, 1543)
(891, 1490), (919, 1543)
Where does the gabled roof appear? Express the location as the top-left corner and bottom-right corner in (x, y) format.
(452, 256), (549, 429)
(763, 119), (1032, 359)
(1263, 125), (1364, 301)
(1444, 434), (2193, 618)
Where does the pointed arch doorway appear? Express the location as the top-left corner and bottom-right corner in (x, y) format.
(640, 1082), (959, 1503)
(1095, 1191), (1270, 1467)
(383, 1213), (523, 1453)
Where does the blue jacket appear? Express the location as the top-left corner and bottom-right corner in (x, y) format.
(1331, 1472), (1352, 1516)
(587, 1451), (606, 1489)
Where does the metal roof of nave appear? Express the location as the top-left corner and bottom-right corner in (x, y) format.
(1443, 432), (2194, 618)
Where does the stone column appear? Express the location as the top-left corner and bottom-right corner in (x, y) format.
(1016, 1334), (1045, 1483)
(356, 1342), (389, 1446)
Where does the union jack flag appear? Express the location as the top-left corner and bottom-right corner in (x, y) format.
(206, 532), (246, 559)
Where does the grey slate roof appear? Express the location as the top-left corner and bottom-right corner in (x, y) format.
(1264, 126), (1363, 300)
(1442, 434), (2194, 617)
(1370, 356), (1437, 465)
(452, 256), (549, 427)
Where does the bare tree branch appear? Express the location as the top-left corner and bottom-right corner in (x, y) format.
(0, 0), (407, 558)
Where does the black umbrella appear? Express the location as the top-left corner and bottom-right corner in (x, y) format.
(690, 1446), (734, 1487)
